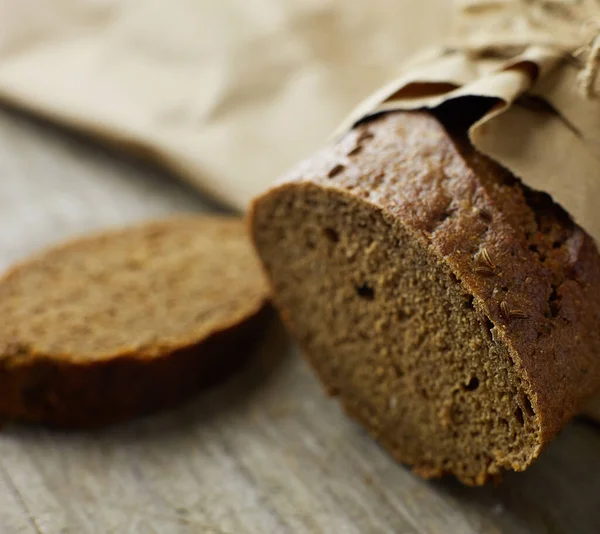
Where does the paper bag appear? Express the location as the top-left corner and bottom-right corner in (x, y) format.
(339, 3), (600, 245)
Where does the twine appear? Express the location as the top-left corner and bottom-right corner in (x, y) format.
(577, 36), (600, 97)
(574, 24), (600, 97)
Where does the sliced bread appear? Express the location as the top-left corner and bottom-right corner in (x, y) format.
(0, 215), (270, 427)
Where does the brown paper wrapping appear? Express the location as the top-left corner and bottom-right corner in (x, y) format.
(339, 5), (600, 245)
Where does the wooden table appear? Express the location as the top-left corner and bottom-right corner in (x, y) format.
(0, 107), (599, 534)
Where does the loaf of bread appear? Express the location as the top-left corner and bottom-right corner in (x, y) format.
(0, 216), (270, 427)
(250, 111), (600, 484)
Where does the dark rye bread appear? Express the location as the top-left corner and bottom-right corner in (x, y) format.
(0, 216), (270, 428)
(250, 111), (600, 485)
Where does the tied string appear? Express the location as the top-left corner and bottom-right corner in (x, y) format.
(573, 20), (600, 97)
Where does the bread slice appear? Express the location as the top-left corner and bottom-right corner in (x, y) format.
(250, 111), (600, 485)
(0, 215), (270, 427)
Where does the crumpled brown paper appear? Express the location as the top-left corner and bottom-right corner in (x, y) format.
(339, 0), (600, 245)
(0, 0), (451, 210)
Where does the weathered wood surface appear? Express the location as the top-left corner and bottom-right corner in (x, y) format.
(0, 107), (599, 534)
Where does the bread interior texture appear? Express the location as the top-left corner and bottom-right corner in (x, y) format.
(252, 184), (539, 484)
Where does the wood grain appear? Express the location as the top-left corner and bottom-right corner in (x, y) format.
(0, 107), (599, 534)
